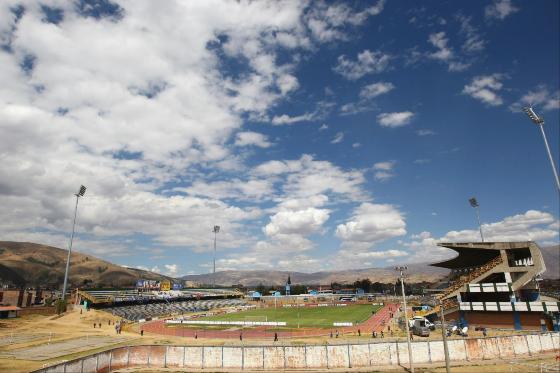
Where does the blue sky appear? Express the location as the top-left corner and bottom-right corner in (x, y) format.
(0, 0), (558, 277)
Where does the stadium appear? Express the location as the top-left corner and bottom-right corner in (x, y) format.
(1, 1), (560, 372)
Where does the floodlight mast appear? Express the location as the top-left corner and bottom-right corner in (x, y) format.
(213, 225), (220, 288)
(395, 266), (414, 373)
(61, 185), (86, 301)
(522, 107), (560, 192)
(469, 197), (484, 242)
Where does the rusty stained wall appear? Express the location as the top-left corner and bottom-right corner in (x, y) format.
(33, 332), (560, 373)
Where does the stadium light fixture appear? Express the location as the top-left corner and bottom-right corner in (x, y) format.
(522, 107), (560, 192)
(469, 197), (484, 242)
(213, 225), (220, 288)
(61, 185), (87, 301)
(395, 266), (414, 373)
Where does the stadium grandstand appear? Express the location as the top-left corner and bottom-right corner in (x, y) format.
(76, 288), (243, 306)
(105, 298), (249, 322)
(431, 241), (560, 331)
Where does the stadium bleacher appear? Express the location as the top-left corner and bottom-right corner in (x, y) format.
(105, 299), (248, 322)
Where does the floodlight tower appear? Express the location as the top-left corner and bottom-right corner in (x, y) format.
(61, 185), (86, 300)
(212, 225), (220, 288)
(469, 197), (484, 242)
(522, 107), (560, 192)
(395, 266), (414, 373)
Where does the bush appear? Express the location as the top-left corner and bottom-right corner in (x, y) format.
(55, 299), (67, 314)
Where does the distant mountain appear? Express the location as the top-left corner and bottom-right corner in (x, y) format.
(182, 245), (560, 286)
(180, 264), (450, 287)
(0, 241), (173, 288)
(541, 245), (560, 279)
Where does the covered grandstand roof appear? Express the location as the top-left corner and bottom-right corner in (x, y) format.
(431, 242), (533, 269)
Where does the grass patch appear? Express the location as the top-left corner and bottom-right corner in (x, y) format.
(196, 304), (381, 329)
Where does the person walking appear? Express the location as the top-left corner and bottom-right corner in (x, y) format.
(274, 332), (278, 342)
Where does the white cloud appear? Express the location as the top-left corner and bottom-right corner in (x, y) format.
(428, 32), (470, 72)
(264, 208), (330, 236)
(340, 81), (395, 116)
(462, 74), (504, 106)
(319, 123), (328, 131)
(333, 50), (391, 80)
(373, 161), (396, 181)
(3, 1), (364, 262)
(457, 15), (485, 54)
(359, 82), (395, 99)
(336, 203), (406, 244)
(331, 132), (344, 144)
(271, 112), (316, 125)
(404, 210), (559, 263)
(352, 142), (361, 148)
(509, 85), (560, 112)
(234, 131), (272, 148)
(164, 264), (179, 277)
(305, 1), (385, 43)
(485, 0), (519, 20)
(377, 111), (414, 127)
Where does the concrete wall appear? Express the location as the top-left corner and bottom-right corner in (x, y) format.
(33, 332), (560, 373)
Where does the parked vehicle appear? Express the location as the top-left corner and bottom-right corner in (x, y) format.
(411, 318), (430, 337)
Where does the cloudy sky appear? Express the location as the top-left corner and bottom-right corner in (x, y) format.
(1, 0), (558, 277)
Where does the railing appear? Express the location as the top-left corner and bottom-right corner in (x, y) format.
(437, 255), (503, 300)
(441, 298), (459, 310)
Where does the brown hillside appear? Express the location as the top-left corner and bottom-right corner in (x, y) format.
(0, 241), (173, 288)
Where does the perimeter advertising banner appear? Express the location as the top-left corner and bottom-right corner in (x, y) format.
(136, 280), (161, 289)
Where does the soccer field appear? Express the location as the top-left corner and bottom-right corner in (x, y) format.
(197, 304), (382, 328)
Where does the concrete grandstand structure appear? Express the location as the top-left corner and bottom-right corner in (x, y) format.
(106, 299), (249, 322)
(75, 288), (242, 306)
(433, 241), (560, 331)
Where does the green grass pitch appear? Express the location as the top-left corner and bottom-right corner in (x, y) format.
(197, 304), (382, 328)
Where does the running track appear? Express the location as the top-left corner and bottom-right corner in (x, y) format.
(142, 303), (399, 339)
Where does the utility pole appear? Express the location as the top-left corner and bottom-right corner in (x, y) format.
(439, 300), (451, 373)
(395, 266), (414, 373)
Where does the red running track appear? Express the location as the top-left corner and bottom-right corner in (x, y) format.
(142, 303), (399, 340)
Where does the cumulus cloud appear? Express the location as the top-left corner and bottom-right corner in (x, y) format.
(428, 32), (470, 72)
(359, 82), (395, 99)
(485, 0), (519, 20)
(457, 15), (486, 54)
(234, 131), (272, 148)
(336, 203), (407, 244)
(333, 50), (391, 80)
(340, 82), (395, 116)
(404, 210), (559, 263)
(305, 1), (385, 42)
(2, 0), (348, 260)
(271, 112), (316, 125)
(264, 208), (330, 236)
(164, 264), (179, 277)
(373, 161), (396, 181)
(462, 74), (504, 106)
(509, 85), (560, 112)
(377, 111), (414, 127)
